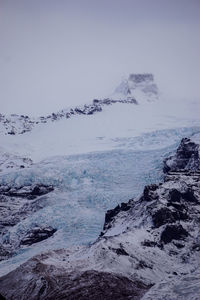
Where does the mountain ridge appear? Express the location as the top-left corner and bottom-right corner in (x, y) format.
(0, 73), (158, 135)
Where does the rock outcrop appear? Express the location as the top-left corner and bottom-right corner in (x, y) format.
(0, 184), (54, 261)
(163, 136), (200, 173)
(20, 226), (57, 246)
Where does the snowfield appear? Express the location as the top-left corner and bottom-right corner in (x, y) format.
(1, 96), (200, 161)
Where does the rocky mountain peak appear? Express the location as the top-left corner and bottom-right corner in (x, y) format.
(113, 73), (159, 103)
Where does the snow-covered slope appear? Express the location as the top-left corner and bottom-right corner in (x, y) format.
(1, 97), (200, 163)
(0, 135), (200, 300)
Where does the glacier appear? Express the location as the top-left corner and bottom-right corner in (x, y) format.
(0, 126), (200, 276)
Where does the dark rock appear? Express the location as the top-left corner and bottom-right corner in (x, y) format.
(192, 244), (200, 251)
(104, 205), (121, 230)
(74, 108), (85, 114)
(103, 202), (132, 231)
(163, 162), (170, 173)
(152, 206), (188, 228)
(111, 245), (129, 256)
(0, 246), (12, 262)
(51, 113), (57, 120)
(0, 293), (6, 300)
(120, 202), (131, 212)
(169, 189), (182, 203)
(152, 207), (176, 228)
(164, 138), (200, 173)
(182, 189), (198, 203)
(86, 106), (102, 115)
(136, 260), (153, 270)
(143, 184), (158, 202)
(160, 224), (188, 244)
(20, 226), (57, 246)
(65, 113), (70, 118)
(31, 185), (54, 197)
(115, 247), (129, 256)
(174, 242), (185, 249)
(141, 240), (157, 247)
(169, 188), (198, 204)
(2, 184), (54, 199)
(167, 201), (187, 214)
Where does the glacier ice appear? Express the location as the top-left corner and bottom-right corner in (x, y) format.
(0, 126), (200, 276)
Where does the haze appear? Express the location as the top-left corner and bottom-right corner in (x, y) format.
(0, 0), (200, 116)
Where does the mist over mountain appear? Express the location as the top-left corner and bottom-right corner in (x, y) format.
(1, 0), (200, 115)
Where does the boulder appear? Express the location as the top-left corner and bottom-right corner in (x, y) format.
(20, 226), (57, 246)
(160, 224), (188, 244)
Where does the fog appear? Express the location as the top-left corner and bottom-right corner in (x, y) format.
(0, 0), (200, 116)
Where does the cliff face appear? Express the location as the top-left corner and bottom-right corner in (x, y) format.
(0, 133), (200, 300)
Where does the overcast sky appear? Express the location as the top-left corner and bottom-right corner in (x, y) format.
(0, 0), (200, 116)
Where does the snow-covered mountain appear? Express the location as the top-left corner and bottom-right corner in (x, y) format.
(0, 134), (200, 300)
(0, 73), (200, 299)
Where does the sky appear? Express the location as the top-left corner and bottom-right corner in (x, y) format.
(0, 0), (200, 116)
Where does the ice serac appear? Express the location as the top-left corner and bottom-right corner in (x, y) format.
(0, 133), (200, 299)
(113, 73), (159, 103)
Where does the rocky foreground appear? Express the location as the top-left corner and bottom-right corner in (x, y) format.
(0, 133), (200, 299)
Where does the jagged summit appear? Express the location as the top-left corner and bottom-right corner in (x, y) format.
(113, 73), (159, 103)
